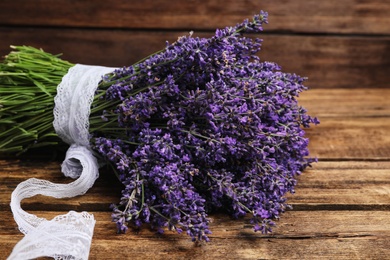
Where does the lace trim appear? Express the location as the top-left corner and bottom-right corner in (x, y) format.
(8, 64), (116, 260)
(53, 64), (115, 147)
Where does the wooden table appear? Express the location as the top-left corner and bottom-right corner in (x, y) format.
(1, 88), (389, 259)
(1, 0), (390, 259)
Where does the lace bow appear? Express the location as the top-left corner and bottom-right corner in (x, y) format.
(8, 64), (116, 260)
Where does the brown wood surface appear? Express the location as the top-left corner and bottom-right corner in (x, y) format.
(1, 28), (390, 89)
(1, 88), (390, 259)
(1, 1), (390, 89)
(1, 1), (390, 259)
(0, 0), (389, 34)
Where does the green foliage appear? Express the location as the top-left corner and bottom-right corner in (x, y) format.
(0, 46), (74, 154)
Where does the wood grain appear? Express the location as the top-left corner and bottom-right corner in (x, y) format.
(2, 211), (390, 259)
(299, 89), (390, 117)
(1, 0), (390, 253)
(0, 0), (389, 34)
(1, 28), (389, 88)
(289, 161), (390, 208)
(2, 161), (389, 212)
(307, 117), (390, 159)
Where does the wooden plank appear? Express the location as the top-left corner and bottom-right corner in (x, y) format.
(260, 35), (390, 89)
(0, 0), (389, 34)
(288, 161), (390, 209)
(2, 211), (390, 259)
(1, 28), (389, 88)
(306, 117), (390, 159)
(2, 160), (390, 211)
(299, 89), (390, 117)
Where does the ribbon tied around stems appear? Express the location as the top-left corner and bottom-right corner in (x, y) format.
(8, 64), (116, 260)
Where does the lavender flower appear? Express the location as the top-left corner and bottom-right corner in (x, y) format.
(90, 11), (318, 242)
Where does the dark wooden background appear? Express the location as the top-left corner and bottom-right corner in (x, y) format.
(1, 1), (390, 259)
(1, 0), (389, 89)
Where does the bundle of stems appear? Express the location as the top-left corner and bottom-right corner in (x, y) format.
(0, 46), (73, 154)
(0, 45), (154, 154)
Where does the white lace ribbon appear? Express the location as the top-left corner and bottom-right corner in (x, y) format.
(9, 64), (116, 259)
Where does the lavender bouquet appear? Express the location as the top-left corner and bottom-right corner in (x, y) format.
(1, 12), (318, 242)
